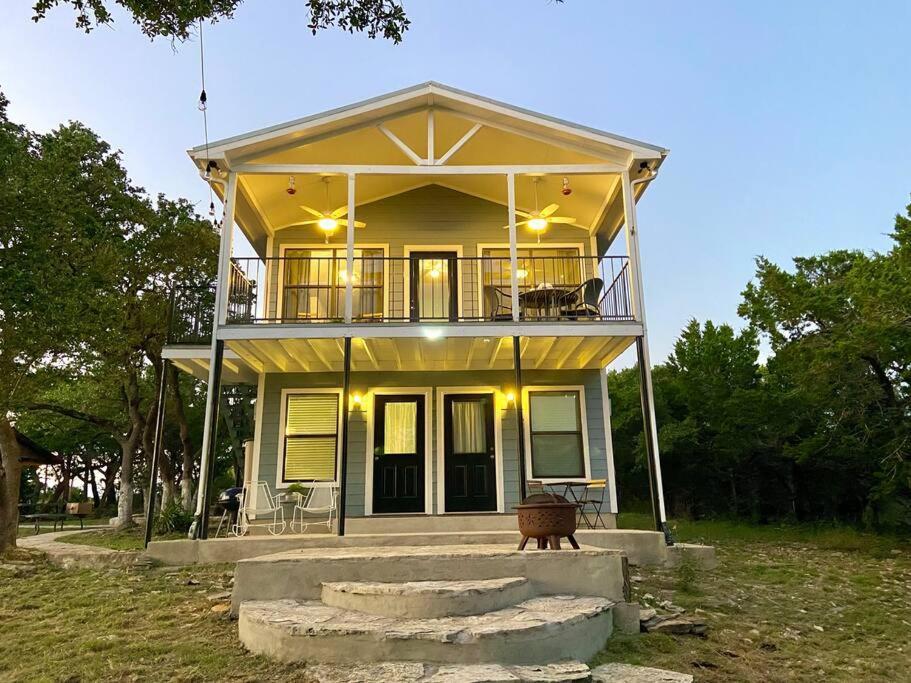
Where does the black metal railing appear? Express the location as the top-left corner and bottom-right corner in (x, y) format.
(167, 255), (634, 342)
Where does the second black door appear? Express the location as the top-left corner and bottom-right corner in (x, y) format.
(373, 395), (425, 514)
(443, 394), (497, 512)
(409, 251), (458, 321)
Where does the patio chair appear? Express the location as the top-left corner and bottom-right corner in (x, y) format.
(577, 479), (608, 529)
(483, 285), (516, 321)
(526, 480), (546, 496)
(291, 483), (338, 533)
(558, 278), (604, 319)
(233, 481), (286, 536)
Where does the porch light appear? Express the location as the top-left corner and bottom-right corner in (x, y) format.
(318, 216), (339, 233)
(505, 391), (516, 404)
(350, 392), (363, 410)
(515, 268), (528, 280)
(423, 328), (443, 340)
(528, 217), (548, 232)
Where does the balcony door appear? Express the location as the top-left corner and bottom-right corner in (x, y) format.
(372, 395), (426, 514)
(409, 251), (458, 322)
(443, 394), (497, 512)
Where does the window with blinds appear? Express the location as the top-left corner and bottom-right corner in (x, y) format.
(283, 393), (339, 481)
(528, 390), (585, 478)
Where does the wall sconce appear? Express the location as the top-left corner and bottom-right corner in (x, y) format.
(505, 390), (516, 405)
(350, 392), (363, 411)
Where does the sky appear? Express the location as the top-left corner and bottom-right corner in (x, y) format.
(1, 0), (909, 365)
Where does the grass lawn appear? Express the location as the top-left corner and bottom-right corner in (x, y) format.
(595, 514), (911, 682)
(1, 518), (909, 682)
(57, 527), (186, 551)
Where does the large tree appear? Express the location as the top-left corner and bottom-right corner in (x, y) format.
(31, 0), (410, 42)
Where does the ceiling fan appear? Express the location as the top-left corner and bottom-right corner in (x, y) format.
(287, 177), (366, 242)
(502, 177), (577, 242)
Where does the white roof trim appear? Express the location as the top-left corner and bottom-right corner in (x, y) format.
(188, 81), (667, 162)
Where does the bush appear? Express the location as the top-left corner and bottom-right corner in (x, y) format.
(154, 500), (193, 535)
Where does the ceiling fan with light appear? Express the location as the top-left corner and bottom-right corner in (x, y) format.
(282, 177), (366, 242)
(502, 177), (579, 242)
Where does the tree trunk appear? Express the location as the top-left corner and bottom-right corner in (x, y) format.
(169, 365), (196, 512)
(115, 366), (145, 530)
(0, 417), (22, 557)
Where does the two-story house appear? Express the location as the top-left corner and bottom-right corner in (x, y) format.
(162, 82), (670, 543)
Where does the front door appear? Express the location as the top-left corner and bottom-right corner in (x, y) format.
(372, 395), (426, 514)
(409, 251), (458, 321)
(443, 394), (497, 512)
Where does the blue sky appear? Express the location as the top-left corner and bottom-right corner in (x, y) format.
(1, 0), (908, 364)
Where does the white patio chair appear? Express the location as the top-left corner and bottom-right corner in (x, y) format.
(291, 483), (338, 533)
(233, 481), (286, 536)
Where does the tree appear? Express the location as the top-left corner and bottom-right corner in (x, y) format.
(31, 0), (410, 42)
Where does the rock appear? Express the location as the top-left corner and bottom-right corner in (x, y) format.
(642, 615), (707, 636)
(639, 608), (657, 622)
(206, 591), (232, 601)
(210, 603), (230, 614)
(185, 578), (199, 586)
(591, 663), (693, 682)
(612, 602), (642, 635)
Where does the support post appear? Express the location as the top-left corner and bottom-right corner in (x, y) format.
(506, 173), (520, 322)
(513, 336), (527, 502)
(621, 170), (672, 545)
(337, 337), (352, 536)
(196, 340), (224, 540)
(143, 359), (170, 549)
(344, 173), (355, 324)
(192, 171), (237, 538)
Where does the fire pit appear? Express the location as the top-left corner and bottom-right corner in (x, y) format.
(515, 493), (581, 550)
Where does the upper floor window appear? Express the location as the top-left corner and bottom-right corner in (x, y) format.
(481, 247), (583, 291)
(282, 247), (384, 321)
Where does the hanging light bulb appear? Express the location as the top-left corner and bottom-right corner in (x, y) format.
(208, 201), (216, 217)
(286, 176), (297, 195)
(198, 89), (207, 111)
(562, 176), (572, 196)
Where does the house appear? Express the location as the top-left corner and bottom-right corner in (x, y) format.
(161, 82), (671, 543)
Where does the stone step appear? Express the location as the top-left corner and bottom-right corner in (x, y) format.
(322, 577), (532, 618)
(239, 594), (614, 665)
(299, 661), (592, 682)
(231, 544), (626, 614)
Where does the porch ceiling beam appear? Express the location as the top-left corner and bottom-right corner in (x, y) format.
(426, 109), (435, 165)
(579, 337), (609, 368)
(465, 336), (481, 370)
(557, 337), (587, 369)
(377, 124), (425, 165)
(231, 163), (625, 175)
(488, 336), (505, 369)
(598, 336), (634, 368)
(435, 123), (482, 165)
(278, 340), (309, 372)
(359, 338), (380, 370)
(306, 338), (334, 371)
(227, 340), (265, 374)
(251, 339), (288, 372)
(535, 337), (558, 369)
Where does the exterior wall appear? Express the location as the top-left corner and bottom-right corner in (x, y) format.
(264, 184), (596, 319)
(257, 368), (612, 518)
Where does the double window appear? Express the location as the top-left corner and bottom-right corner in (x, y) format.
(283, 392), (340, 482)
(282, 247), (384, 321)
(527, 390), (587, 479)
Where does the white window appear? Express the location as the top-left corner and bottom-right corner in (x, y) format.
(283, 393), (340, 481)
(528, 390), (586, 478)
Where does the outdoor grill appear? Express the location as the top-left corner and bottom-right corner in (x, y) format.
(214, 486), (243, 537)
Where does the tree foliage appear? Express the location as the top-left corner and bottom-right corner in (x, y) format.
(31, 0), (410, 42)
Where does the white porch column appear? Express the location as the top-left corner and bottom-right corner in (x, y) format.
(193, 171), (237, 527)
(506, 173), (520, 322)
(620, 170), (669, 534)
(344, 173), (355, 324)
(599, 366), (619, 514)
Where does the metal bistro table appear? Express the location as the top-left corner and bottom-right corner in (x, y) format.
(544, 481), (595, 528)
(519, 286), (570, 320)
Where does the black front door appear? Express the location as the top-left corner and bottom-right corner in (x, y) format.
(443, 394), (497, 512)
(409, 251), (458, 321)
(373, 395), (425, 514)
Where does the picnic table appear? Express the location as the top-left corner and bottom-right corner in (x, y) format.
(19, 501), (93, 534)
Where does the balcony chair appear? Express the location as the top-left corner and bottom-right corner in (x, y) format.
(483, 285), (517, 321)
(233, 481), (286, 536)
(291, 483), (339, 533)
(558, 278), (604, 319)
(577, 479), (608, 529)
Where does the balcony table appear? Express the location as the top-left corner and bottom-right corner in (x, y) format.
(519, 286), (571, 319)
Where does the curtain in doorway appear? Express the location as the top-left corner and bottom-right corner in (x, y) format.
(452, 400), (486, 454)
(383, 401), (417, 454)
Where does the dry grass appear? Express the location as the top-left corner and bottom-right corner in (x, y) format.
(595, 516), (911, 682)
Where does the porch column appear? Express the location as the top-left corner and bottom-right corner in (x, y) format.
(143, 359), (170, 549)
(192, 171), (237, 539)
(513, 336), (527, 501)
(599, 365), (619, 515)
(344, 173), (355, 324)
(506, 173), (520, 322)
(337, 337), (352, 536)
(620, 170), (672, 544)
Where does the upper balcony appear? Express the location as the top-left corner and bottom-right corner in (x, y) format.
(169, 253), (634, 344)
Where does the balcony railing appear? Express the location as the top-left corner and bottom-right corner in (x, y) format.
(169, 255), (634, 343)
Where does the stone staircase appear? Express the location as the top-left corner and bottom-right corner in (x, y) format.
(232, 544), (639, 680)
